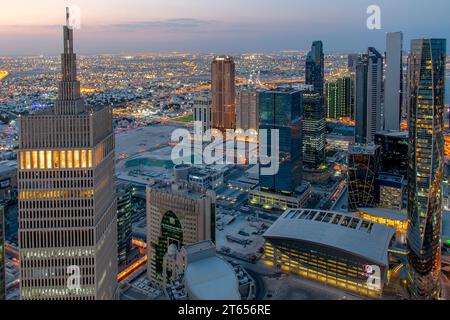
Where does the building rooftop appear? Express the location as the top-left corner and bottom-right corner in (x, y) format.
(348, 143), (380, 155)
(376, 130), (408, 138)
(263, 208), (395, 266)
(357, 207), (408, 222)
(184, 256), (241, 300)
(377, 174), (404, 184)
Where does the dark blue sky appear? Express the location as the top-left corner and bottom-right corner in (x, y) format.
(0, 0), (449, 55)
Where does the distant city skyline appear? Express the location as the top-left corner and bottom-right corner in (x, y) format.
(1, 0), (450, 55)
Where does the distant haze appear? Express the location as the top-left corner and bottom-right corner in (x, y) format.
(0, 0), (449, 55)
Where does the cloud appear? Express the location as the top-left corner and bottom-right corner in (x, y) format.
(103, 18), (215, 33)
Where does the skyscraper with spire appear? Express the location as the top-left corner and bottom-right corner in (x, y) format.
(17, 9), (117, 300)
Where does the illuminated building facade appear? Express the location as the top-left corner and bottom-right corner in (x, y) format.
(117, 183), (133, 266)
(263, 209), (395, 298)
(259, 89), (303, 195)
(0, 206), (4, 300)
(375, 131), (409, 179)
(146, 182), (216, 286)
(406, 38), (446, 300)
(347, 144), (381, 211)
(325, 76), (352, 119)
(211, 56), (236, 131)
(354, 48), (383, 143)
(356, 208), (408, 234)
(193, 93), (212, 133)
(302, 90), (326, 167)
(236, 89), (259, 132)
(305, 41), (325, 95)
(376, 174), (404, 211)
(18, 15), (117, 300)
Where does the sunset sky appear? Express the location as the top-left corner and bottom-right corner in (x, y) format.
(1, 0), (449, 55)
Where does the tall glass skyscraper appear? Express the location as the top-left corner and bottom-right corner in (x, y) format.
(259, 89), (303, 195)
(407, 38), (446, 300)
(302, 90), (326, 167)
(305, 41), (325, 96)
(117, 183), (133, 267)
(354, 48), (383, 144)
(18, 11), (117, 300)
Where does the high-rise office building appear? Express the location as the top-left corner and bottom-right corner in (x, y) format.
(347, 53), (360, 72)
(375, 131), (409, 179)
(305, 41), (325, 95)
(325, 76), (353, 119)
(354, 48), (384, 143)
(259, 89), (303, 195)
(236, 89), (259, 131)
(0, 206), (4, 300)
(406, 39), (446, 300)
(211, 56), (236, 131)
(302, 90), (326, 167)
(384, 32), (403, 131)
(146, 182), (216, 286)
(375, 173), (404, 211)
(18, 13), (117, 300)
(117, 183), (132, 267)
(192, 93), (212, 133)
(347, 144), (381, 211)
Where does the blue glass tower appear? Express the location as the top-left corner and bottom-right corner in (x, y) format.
(407, 39), (446, 299)
(259, 89), (303, 195)
(306, 41), (325, 96)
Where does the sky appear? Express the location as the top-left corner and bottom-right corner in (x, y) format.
(0, 0), (449, 55)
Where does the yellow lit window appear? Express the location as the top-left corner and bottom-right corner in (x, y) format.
(60, 150), (66, 169)
(81, 150), (87, 168)
(25, 151), (31, 169)
(67, 150), (73, 169)
(32, 151), (38, 169)
(20, 152), (25, 170)
(53, 151), (60, 169)
(88, 150), (93, 168)
(46, 151), (52, 169)
(39, 150), (45, 169)
(74, 150), (80, 168)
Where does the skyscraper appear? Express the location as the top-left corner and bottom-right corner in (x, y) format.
(0, 206), (4, 300)
(192, 93), (212, 133)
(325, 76), (353, 119)
(406, 38), (446, 300)
(211, 56), (236, 131)
(354, 48), (384, 143)
(117, 183), (133, 267)
(302, 90), (326, 167)
(146, 182), (216, 286)
(384, 32), (403, 131)
(347, 144), (381, 211)
(18, 11), (117, 300)
(305, 41), (325, 96)
(236, 89), (259, 131)
(259, 89), (303, 194)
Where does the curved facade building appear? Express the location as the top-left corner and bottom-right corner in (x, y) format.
(263, 209), (395, 298)
(407, 38), (447, 299)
